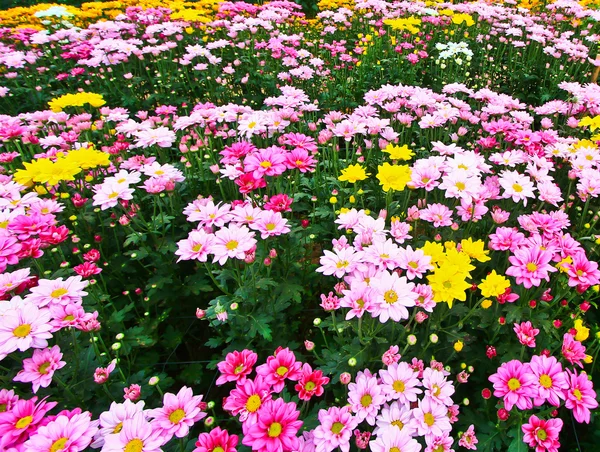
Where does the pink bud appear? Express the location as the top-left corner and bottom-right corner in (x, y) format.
(304, 340), (315, 351)
(340, 372), (351, 385)
(196, 308), (206, 319)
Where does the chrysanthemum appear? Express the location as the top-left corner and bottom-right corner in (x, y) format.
(0, 303), (53, 358)
(338, 164), (369, 184)
(370, 429), (422, 452)
(422, 368), (455, 407)
(175, 230), (215, 262)
(212, 224), (257, 266)
(194, 427), (238, 452)
(13, 345), (65, 393)
(316, 247), (365, 279)
(373, 401), (416, 438)
(312, 406), (358, 452)
(488, 360), (537, 411)
(564, 369), (598, 424)
(499, 170), (535, 205)
(522, 415), (563, 452)
(347, 371), (385, 425)
(378, 362), (422, 404)
(339, 281), (376, 320)
(371, 271), (417, 323)
(23, 411), (98, 452)
(478, 270), (510, 298)
(91, 400), (145, 448)
(242, 399), (303, 452)
(294, 363), (329, 401)
(256, 347), (302, 393)
(528, 355), (568, 407)
(513, 321), (539, 348)
(505, 247), (557, 289)
(147, 386), (206, 441)
(101, 412), (164, 452)
(397, 246), (432, 280)
(412, 396), (451, 437)
(25, 276), (88, 307)
(0, 396), (57, 449)
(253, 210), (291, 239)
(223, 376), (272, 430)
(562, 333), (587, 368)
(216, 349), (258, 386)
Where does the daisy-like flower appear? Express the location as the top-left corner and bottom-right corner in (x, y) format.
(565, 251), (600, 289)
(378, 362), (422, 404)
(101, 412), (164, 452)
(339, 281), (376, 320)
(91, 400), (145, 449)
(216, 349), (258, 386)
(458, 425), (478, 450)
(92, 181), (135, 211)
(212, 224), (257, 266)
(223, 376), (272, 430)
(317, 247), (365, 279)
(422, 368), (455, 407)
(528, 355), (568, 407)
(253, 210), (291, 239)
(13, 345), (65, 393)
(244, 147), (287, 179)
(522, 415), (563, 452)
(23, 411), (98, 452)
(194, 427), (238, 452)
(312, 406), (358, 452)
(175, 230), (215, 262)
(505, 247), (557, 289)
(370, 429), (422, 452)
(562, 333), (587, 368)
(373, 401), (416, 438)
(0, 303), (53, 359)
(419, 203), (453, 227)
(186, 201), (231, 228)
(499, 170), (535, 205)
(412, 396), (451, 437)
(26, 276), (89, 307)
(372, 271), (417, 323)
(0, 396), (57, 449)
(424, 433), (454, 452)
(564, 369), (598, 424)
(242, 398), (303, 452)
(347, 371), (386, 425)
(513, 321), (540, 348)
(0, 268), (31, 297)
(147, 386), (206, 441)
(397, 246), (432, 280)
(294, 363), (330, 401)
(256, 347), (302, 393)
(488, 360), (537, 411)
(363, 239), (401, 271)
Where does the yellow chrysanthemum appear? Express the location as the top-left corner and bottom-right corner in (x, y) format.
(383, 144), (414, 161)
(376, 163), (411, 192)
(574, 319), (590, 342)
(338, 164), (369, 183)
(427, 263), (471, 309)
(48, 92), (106, 112)
(421, 241), (445, 265)
(479, 270), (510, 298)
(460, 238), (491, 263)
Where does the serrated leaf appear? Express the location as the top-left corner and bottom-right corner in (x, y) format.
(109, 303), (135, 323)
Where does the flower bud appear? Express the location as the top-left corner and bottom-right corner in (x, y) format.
(407, 334), (417, 345)
(348, 357), (357, 367)
(115, 333), (125, 340)
(313, 318), (322, 326)
(304, 340), (315, 351)
(481, 388), (491, 399)
(149, 376), (160, 386)
(497, 408), (509, 421)
(429, 334), (439, 344)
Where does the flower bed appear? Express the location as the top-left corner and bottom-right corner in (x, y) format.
(0, 0), (599, 451)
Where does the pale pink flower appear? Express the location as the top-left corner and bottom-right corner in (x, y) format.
(175, 230), (215, 262)
(212, 224), (257, 265)
(24, 411), (98, 452)
(94, 361), (116, 384)
(26, 276), (88, 307)
(317, 248), (365, 279)
(101, 412), (163, 452)
(378, 362), (422, 404)
(412, 396), (451, 437)
(381, 346), (400, 366)
(0, 303), (53, 358)
(339, 281), (376, 320)
(372, 271), (417, 323)
(148, 386), (206, 441)
(253, 210), (291, 239)
(397, 246), (432, 280)
(92, 181), (134, 210)
(347, 371), (385, 425)
(499, 170), (535, 205)
(369, 429), (422, 452)
(458, 424), (478, 450)
(13, 345), (65, 393)
(312, 406), (358, 452)
(373, 401), (416, 438)
(422, 368), (455, 406)
(419, 203), (453, 227)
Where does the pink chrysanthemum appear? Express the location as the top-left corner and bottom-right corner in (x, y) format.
(513, 321), (540, 348)
(505, 247), (556, 289)
(216, 349), (258, 386)
(0, 396), (57, 449)
(242, 398), (303, 452)
(223, 376), (272, 428)
(212, 224), (257, 266)
(488, 360), (537, 411)
(26, 276), (88, 307)
(147, 386), (206, 441)
(412, 396), (451, 437)
(175, 230), (215, 262)
(312, 406), (358, 452)
(294, 363), (329, 401)
(522, 415), (563, 452)
(13, 345), (66, 393)
(23, 411), (98, 452)
(564, 369), (598, 424)
(370, 429), (422, 452)
(256, 347), (302, 393)
(347, 370), (386, 425)
(562, 333), (587, 368)
(101, 412), (164, 452)
(422, 368), (455, 407)
(373, 401), (416, 438)
(194, 427), (238, 452)
(528, 355), (568, 407)
(378, 362), (422, 404)
(0, 303), (53, 358)
(458, 424), (478, 450)
(372, 271), (417, 323)
(91, 400), (145, 449)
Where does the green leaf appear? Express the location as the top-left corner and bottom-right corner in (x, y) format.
(109, 303), (135, 324)
(507, 426), (527, 452)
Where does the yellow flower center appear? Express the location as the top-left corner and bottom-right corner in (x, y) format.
(384, 290), (398, 304)
(305, 381), (316, 391)
(64, 315), (75, 321)
(155, 170), (165, 176)
(336, 260), (349, 269)
(168, 408), (186, 424)
(443, 281), (453, 289)
(124, 438), (144, 452)
(526, 263), (538, 272)
(408, 261), (419, 269)
(390, 447), (401, 452)
(360, 394), (372, 407)
(455, 182), (465, 191)
(423, 412), (435, 427)
(15, 415), (33, 429)
(0, 403), (6, 412)
(507, 378), (521, 391)
(276, 366), (288, 376)
(234, 365), (245, 374)
(39, 361), (52, 375)
(266, 223), (276, 231)
(393, 380), (405, 393)
(536, 429), (547, 441)
(213, 448), (225, 452)
(225, 240), (238, 251)
(391, 420), (404, 430)
(246, 394), (261, 412)
(573, 389), (583, 401)
(512, 183), (523, 193)
(260, 161), (272, 168)
(192, 244), (203, 252)
(108, 192), (119, 199)
(247, 121), (257, 129)
(50, 437), (69, 452)
(51, 288), (69, 298)
(331, 421), (344, 434)
(432, 384), (442, 397)
(268, 422), (282, 438)
(114, 422), (124, 433)
(539, 374), (553, 389)
(13, 324), (31, 338)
